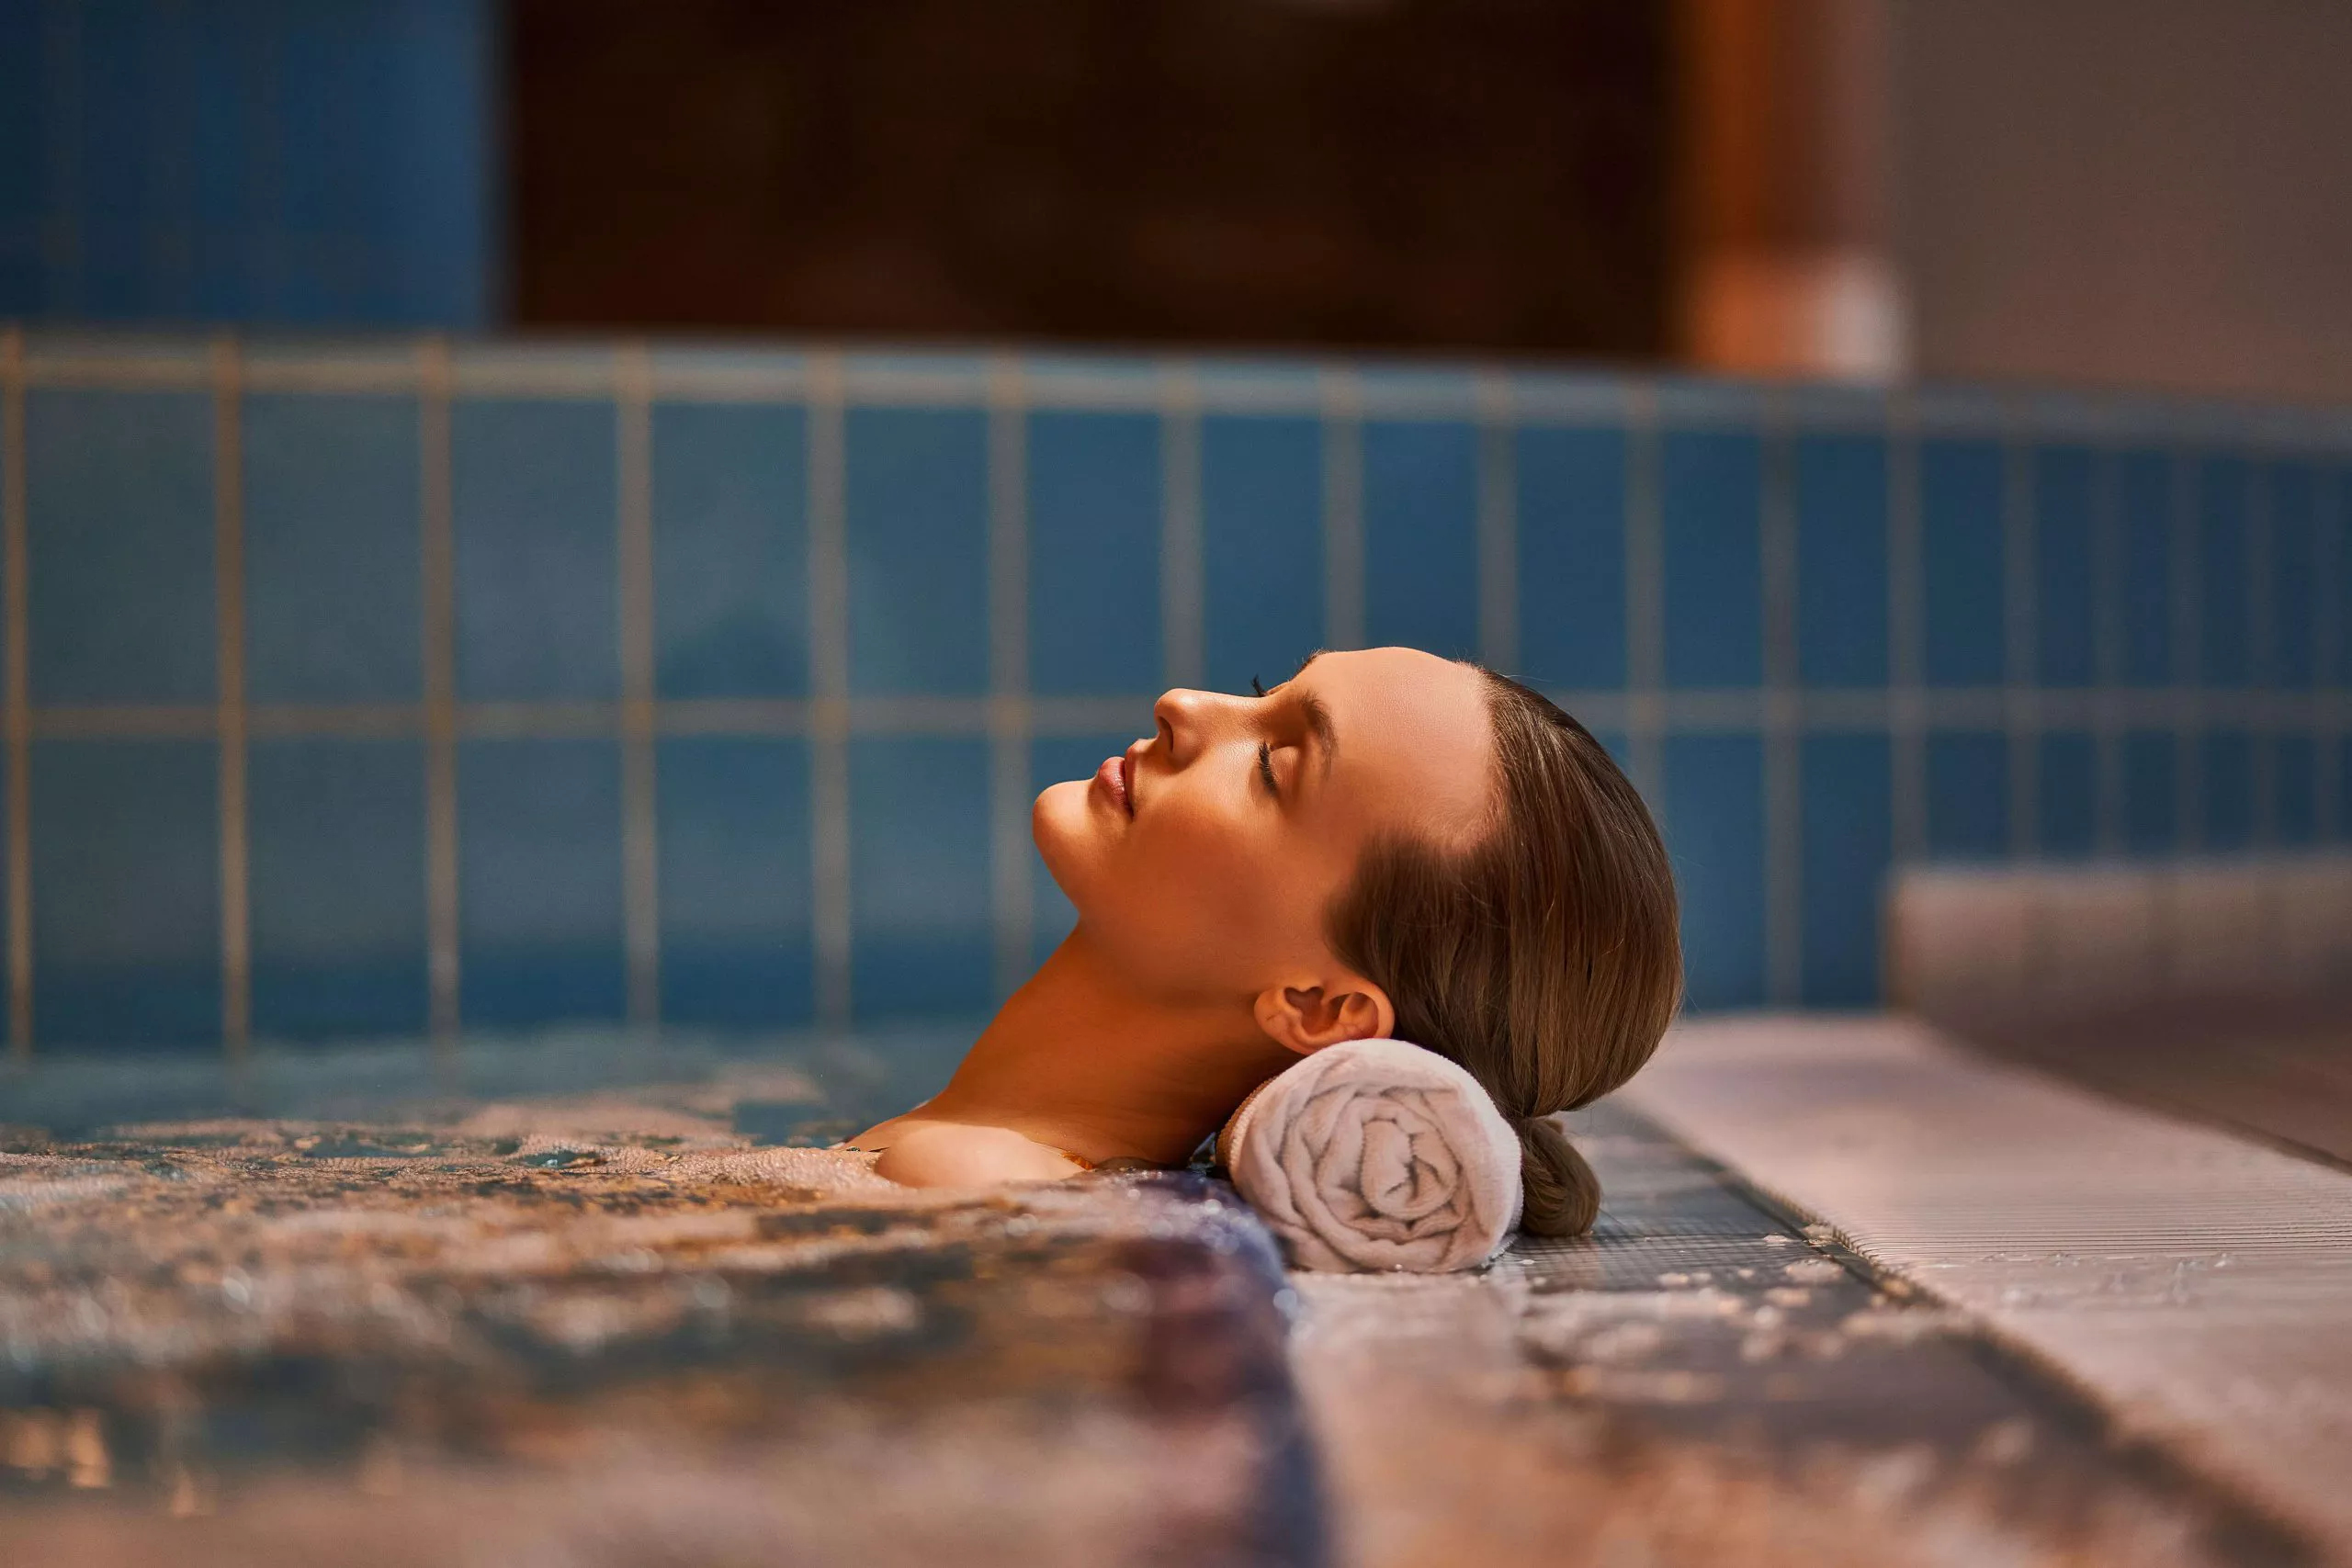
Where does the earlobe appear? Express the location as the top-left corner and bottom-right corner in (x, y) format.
(1252, 977), (1396, 1055)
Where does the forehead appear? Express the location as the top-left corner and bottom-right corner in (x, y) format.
(1300, 648), (1494, 845)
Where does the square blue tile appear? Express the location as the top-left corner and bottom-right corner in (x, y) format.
(2038, 731), (2098, 858)
(1515, 425), (1625, 689)
(458, 739), (627, 1028)
(845, 406), (989, 696)
(453, 400), (620, 702)
(1363, 420), (1479, 661)
(1920, 439), (2006, 687)
(2033, 446), (2098, 687)
(0, 4), (38, 239)
(1794, 433), (1888, 687)
(1202, 414), (1324, 694)
(1663, 732), (1765, 1010)
(1926, 731), (2008, 859)
(2118, 449), (2175, 687)
(1027, 410), (1162, 695)
(657, 737), (813, 1028)
(1662, 429), (1762, 688)
(27, 389), (217, 704)
(1799, 732), (1890, 1007)
(2335, 467), (2352, 688)
(2195, 456), (2252, 688)
(2340, 736), (2352, 845)
(1029, 733), (1134, 970)
(2274, 735), (2316, 848)
(243, 393), (423, 702)
(2267, 463), (2317, 690)
(248, 739), (429, 1040)
(850, 737), (992, 1020)
(2200, 729), (2255, 851)
(2121, 730), (2177, 854)
(652, 401), (808, 700)
(31, 740), (220, 1048)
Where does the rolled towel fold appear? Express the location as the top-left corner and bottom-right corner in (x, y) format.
(1216, 1036), (1522, 1273)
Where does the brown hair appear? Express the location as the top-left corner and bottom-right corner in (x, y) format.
(1324, 669), (1681, 1235)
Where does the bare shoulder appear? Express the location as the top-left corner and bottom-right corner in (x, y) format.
(871, 1122), (1087, 1189)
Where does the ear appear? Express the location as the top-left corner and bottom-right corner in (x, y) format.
(1252, 975), (1395, 1056)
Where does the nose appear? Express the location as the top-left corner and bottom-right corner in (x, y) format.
(1149, 686), (1236, 769)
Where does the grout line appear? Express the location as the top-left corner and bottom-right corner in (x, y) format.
(1319, 367), (1365, 651)
(1158, 362), (1204, 689)
(1623, 381), (1666, 806)
(987, 355), (1035, 1001)
(1888, 389), (1927, 861)
(616, 345), (662, 1028)
(2171, 445), (2203, 852)
(807, 352), (853, 1030)
(1476, 369), (1519, 674)
(1759, 391), (1802, 1005)
(2247, 458), (2277, 847)
(419, 338), (461, 1052)
(2004, 416), (2039, 857)
(0, 687), (2315, 744)
(2, 326), (28, 1062)
(212, 335), (250, 1061)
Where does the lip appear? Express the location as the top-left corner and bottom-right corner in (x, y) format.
(1093, 753), (1134, 818)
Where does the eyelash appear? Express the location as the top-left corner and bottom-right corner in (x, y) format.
(1249, 677), (1279, 795)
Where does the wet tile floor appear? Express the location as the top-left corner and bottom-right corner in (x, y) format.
(0, 1034), (2320, 1567)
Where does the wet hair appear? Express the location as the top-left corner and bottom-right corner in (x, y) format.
(1324, 669), (1682, 1235)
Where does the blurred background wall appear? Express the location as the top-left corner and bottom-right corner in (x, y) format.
(0, 1), (2346, 1056)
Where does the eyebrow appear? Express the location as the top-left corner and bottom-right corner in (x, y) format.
(1299, 692), (1338, 783)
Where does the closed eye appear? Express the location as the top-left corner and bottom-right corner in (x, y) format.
(1257, 741), (1279, 797)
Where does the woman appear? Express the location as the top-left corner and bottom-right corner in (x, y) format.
(843, 645), (1681, 1235)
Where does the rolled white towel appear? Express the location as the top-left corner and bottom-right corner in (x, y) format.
(1216, 1036), (1522, 1273)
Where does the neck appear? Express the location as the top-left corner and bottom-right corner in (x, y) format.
(913, 927), (1295, 1167)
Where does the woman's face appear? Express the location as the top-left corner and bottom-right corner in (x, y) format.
(1033, 646), (1495, 1004)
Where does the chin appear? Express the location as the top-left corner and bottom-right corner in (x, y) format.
(1031, 779), (1099, 903)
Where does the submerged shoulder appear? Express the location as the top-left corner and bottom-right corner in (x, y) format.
(872, 1122), (1089, 1189)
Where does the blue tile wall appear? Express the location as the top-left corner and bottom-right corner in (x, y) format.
(2119, 449), (2176, 687)
(458, 739), (628, 1029)
(1926, 731), (2009, 859)
(2038, 731), (2098, 858)
(1664, 733), (1766, 1010)
(2196, 456), (2253, 688)
(2, 331), (2347, 1054)
(0, 0), (494, 327)
(1794, 433), (1888, 687)
(1516, 424), (1626, 689)
(2033, 446), (2098, 687)
(453, 400), (621, 703)
(1363, 420), (1479, 661)
(1028, 411), (1161, 695)
(652, 401), (808, 700)
(1799, 732), (1890, 1007)
(656, 738), (813, 1029)
(2123, 731), (2179, 854)
(28, 389), (215, 703)
(846, 407), (989, 696)
(31, 739), (220, 1047)
(248, 739), (428, 1039)
(850, 736), (993, 1021)
(1662, 429), (1763, 688)
(1921, 439), (2006, 687)
(2275, 735), (2317, 848)
(2269, 462), (2317, 691)
(2201, 729), (2256, 852)
(1202, 414), (1324, 694)
(243, 393), (422, 702)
